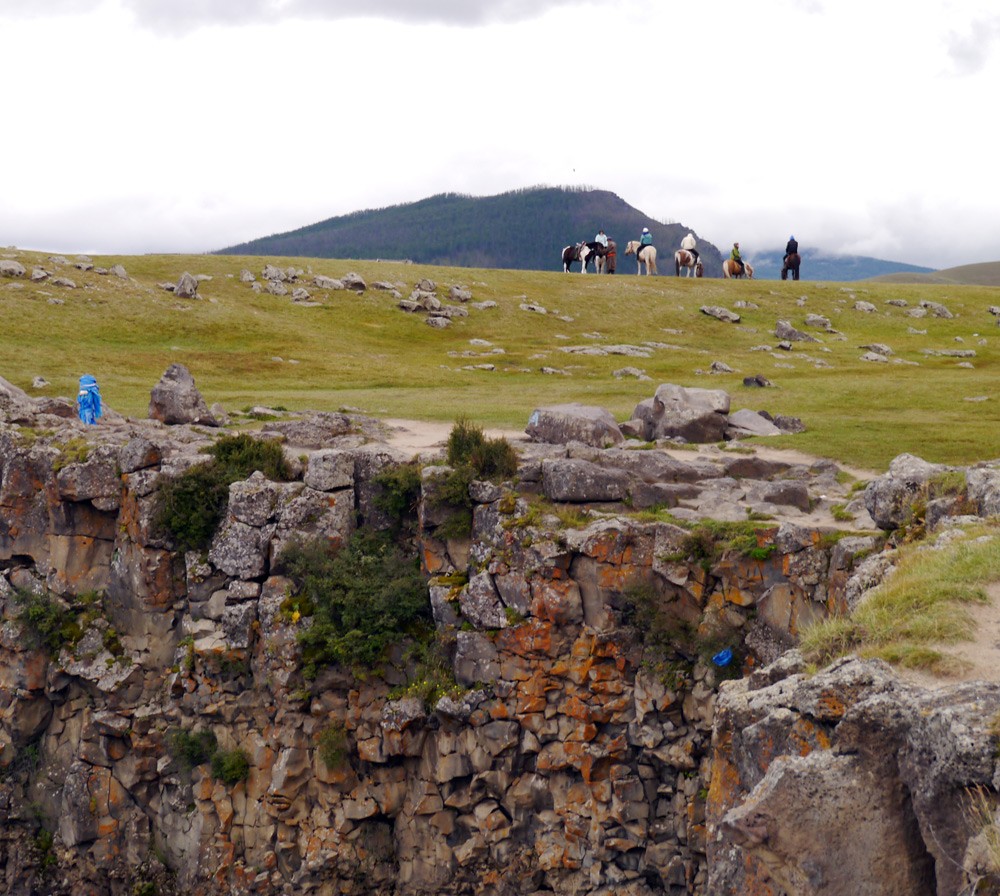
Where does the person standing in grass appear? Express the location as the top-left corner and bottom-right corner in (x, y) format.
(77, 374), (102, 425)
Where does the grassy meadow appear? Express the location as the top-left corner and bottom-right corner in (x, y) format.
(2, 247), (998, 471)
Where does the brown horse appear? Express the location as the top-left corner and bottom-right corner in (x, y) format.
(674, 249), (702, 277)
(624, 240), (657, 275)
(722, 259), (754, 279)
(781, 252), (801, 281)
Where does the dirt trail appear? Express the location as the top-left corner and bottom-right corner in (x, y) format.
(896, 582), (1000, 688)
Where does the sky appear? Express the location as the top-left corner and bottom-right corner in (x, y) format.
(1, 0), (998, 269)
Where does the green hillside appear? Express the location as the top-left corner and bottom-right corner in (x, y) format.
(215, 187), (726, 275)
(2, 247), (999, 471)
(869, 260), (1000, 286)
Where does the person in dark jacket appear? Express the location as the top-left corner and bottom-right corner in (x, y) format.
(784, 235), (798, 261)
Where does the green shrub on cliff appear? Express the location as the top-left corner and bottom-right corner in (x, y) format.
(154, 433), (293, 551)
(14, 588), (84, 655)
(166, 727), (250, 784)
(280, 531), (430, 676)
(801, 522), (1000, 672)
(430, 419), (519, 539)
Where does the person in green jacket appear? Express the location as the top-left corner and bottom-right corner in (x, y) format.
(730, 242), (745, 276)
(639, 227), (653, 248)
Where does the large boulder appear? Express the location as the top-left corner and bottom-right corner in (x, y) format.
(631, 384), (730, 443)
(863, 453), (946, 530)
(148, 364), (219, 426)
(526, 403), (624, 448)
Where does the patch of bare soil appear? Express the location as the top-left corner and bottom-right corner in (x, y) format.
(897, 582), (1000, 688)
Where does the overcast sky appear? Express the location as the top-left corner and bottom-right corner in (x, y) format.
(1, 0), (997, 269)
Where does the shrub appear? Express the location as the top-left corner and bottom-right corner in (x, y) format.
(447, 417), (518, 481)
(14, 588), (83, 655)
(154, 433), (293, 551)
(166, 728), (218, 771)
(317, 723), (348, 770)
(167, 728), (250, 784)
(432, 419), (518, 539)
(207, 432), (292, 482)
(373, 462), (423, 526)
(211, 747), (250, 784)
(281, 531), (430, 676)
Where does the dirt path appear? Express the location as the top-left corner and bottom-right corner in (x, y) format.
(896, 582), (1000, 688)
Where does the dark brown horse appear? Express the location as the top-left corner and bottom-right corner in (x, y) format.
(781, 252), (801, 280)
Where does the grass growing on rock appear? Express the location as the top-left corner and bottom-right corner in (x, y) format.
(3, 248), (1000, 469)
(800, 523), (1000, 673)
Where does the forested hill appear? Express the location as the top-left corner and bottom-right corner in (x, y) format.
(214, 187), (725, 274)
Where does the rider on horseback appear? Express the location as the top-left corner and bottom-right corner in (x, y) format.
(595, 229), (608, 248)
(680, 232), (699, 262)
(731, 242), (745, 276)
(783, 235), (798, 262)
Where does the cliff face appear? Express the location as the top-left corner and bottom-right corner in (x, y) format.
(708, 654), (1000, 896)
(0, 405), (878, 896)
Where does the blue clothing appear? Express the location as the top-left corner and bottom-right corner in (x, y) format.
(639, 232), (653, 247)
(77, 375), (102, 425)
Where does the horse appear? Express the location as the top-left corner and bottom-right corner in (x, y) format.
(624, 240), (657, 275)
(583, 241), (608, 273)
(561, 242), (592, 273)
(597, 239), (617, 274)
(781, 252), (801, 281)
(674, 249), (703, 278)
(722, 259), (754, 279)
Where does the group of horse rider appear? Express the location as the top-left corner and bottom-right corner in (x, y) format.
(570, 227), (801, 278)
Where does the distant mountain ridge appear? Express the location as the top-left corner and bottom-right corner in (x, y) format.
(750, 249), (934, 282)
(216, 187), (941, 281)
(216, 187), (726, 274)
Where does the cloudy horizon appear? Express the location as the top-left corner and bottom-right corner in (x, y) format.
(2, 0), (998, 270)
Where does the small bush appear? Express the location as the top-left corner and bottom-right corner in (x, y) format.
(281, 531), (431, 676)
(207, 432), (292, 482)
(154, 433), (294, 551)
(373, 462), (423, 526)
(167, 728), (250, 784)
(167, 728), (218, 771)
(447, 417), (518, 481)
(154, 461), (231, 552)
(317, 723), (348, 770)
(14, 588), (83, 655)
(211, 747), (250, 784)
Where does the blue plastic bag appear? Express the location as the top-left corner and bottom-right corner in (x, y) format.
(77, 374), (102, 425)
(712, 648), (734, 667)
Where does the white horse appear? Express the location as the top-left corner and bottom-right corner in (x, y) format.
(674, 249), (703, 278)
(624, 240), (657, 275)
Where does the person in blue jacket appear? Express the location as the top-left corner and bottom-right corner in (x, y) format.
(77, 374), (102, 425)
(639, 227), (653, 248)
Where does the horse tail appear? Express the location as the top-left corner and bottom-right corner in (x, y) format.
(675, 256), (681, 276)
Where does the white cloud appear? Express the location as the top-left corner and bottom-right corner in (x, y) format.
(1, 0), (999, 269)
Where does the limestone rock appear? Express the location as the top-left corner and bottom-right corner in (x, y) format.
(148, 363), (219, 426)
(526, 403), (624, 448)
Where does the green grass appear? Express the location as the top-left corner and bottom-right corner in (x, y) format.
(800, 523), (1000, 673)
(3, 249), (999, 469)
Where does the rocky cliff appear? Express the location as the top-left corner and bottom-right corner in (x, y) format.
(2, 379), (998, 896)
